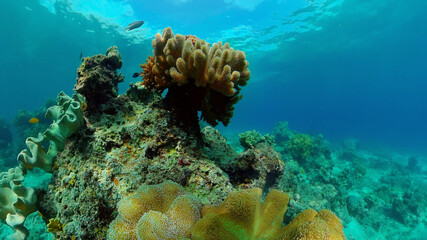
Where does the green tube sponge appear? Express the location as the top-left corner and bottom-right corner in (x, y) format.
(0, 166), (37, 240)
(17, 91), (85, 172)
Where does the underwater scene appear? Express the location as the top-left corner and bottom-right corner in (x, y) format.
(0, 0), (426, 239)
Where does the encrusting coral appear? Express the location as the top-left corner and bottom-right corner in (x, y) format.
(139, 27), (250, 127)
(107, 181), (202, 240)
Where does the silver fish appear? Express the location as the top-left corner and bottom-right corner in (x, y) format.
(125, 20), (145, 31)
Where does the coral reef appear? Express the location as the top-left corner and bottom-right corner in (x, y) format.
(1, 39), (351, 240)
(238, 130), (274, 150)
(107, 181), (202, 240)
(271, 123), (427, 239)
(226, 139), (284, 191)
(75, 46), (124, 114)
(285, 134), (316, 162)
(139, 27), (250, 127)
(201, 126), (238, 166)
(271, 121), (295, 146)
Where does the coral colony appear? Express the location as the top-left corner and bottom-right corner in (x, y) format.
(0, 28), (346, 239)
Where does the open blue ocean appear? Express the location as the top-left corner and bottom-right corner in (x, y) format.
(0, 0), (426, 240)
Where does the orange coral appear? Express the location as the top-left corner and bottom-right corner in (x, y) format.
(185, 35), (209, 47)
(139, 55), (169, 89)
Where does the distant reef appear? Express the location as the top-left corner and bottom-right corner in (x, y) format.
(0, 28), (347, 240)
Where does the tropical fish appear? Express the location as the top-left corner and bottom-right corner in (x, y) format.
(29, 117), (39, 124)
(132, 72), (140, 78)
(79, 51), (82, 60)
(125, 20), (144, 31)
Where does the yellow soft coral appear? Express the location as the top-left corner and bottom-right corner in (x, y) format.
(107, 181), (202, 240)
(139, 27), (250, 126)
(151, 27), (250, 96)
(192, 188), (290, 240)
(192, 188), (346, 240)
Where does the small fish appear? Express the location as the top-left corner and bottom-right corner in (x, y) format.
(79, 51), (82, 59)
(29, 117), (39, 124)
(125, 20), (144, 31)
(132, 72), (140, 78)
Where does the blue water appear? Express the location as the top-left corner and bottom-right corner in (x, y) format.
(1, 0), (426, 155)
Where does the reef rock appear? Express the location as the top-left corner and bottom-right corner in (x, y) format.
(74, 46), (124, 114)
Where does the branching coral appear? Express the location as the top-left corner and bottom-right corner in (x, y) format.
(139, 27), (250, 126)
(107, 181), (202, 240)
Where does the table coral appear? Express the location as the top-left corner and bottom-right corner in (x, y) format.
(139, 27), (250, 126)
(107, 181), (202, 240)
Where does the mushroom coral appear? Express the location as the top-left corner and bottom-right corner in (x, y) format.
(139, 27), (250, 127)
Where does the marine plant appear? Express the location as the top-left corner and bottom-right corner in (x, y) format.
(139, 27), (250, 127)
